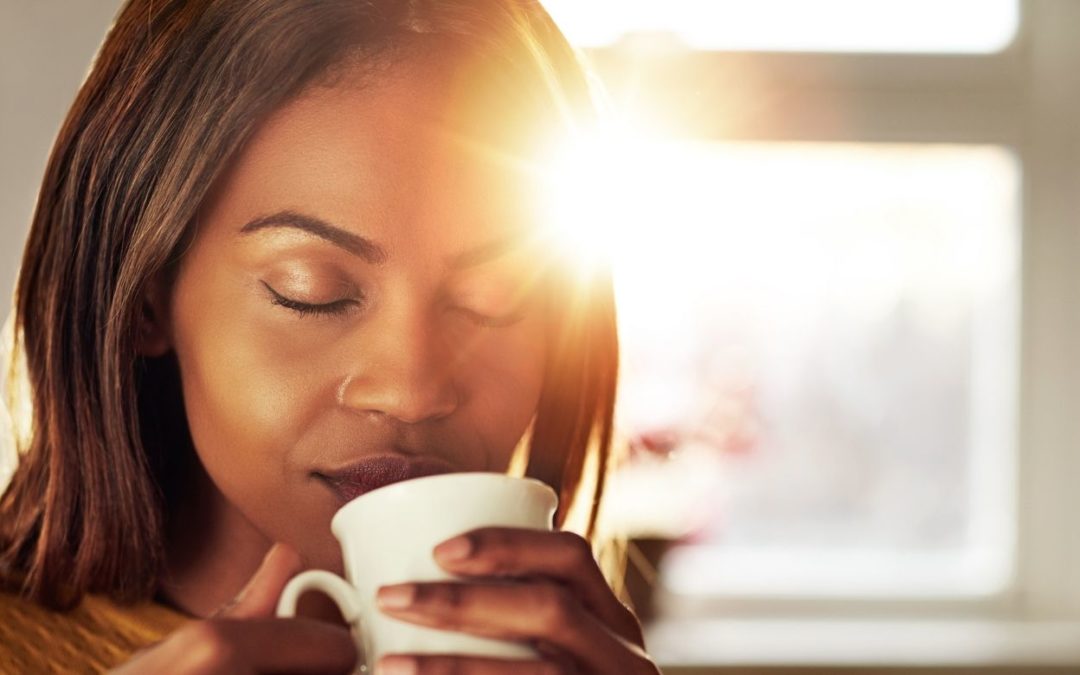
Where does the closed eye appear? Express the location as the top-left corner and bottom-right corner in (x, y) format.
(453, 306), (527, 328)
(262, 281), (361, 318)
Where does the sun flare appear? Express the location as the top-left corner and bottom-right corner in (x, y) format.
(541, 132), (631, 268)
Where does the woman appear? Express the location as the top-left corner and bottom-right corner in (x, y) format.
(0, 0), (657, 673)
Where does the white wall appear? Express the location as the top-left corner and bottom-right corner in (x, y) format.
(0, 1), (124, 311)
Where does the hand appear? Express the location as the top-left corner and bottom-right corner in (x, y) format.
(375, 528), (660, 674)
(111, 544), (357, 674)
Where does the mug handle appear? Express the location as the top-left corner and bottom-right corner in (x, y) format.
(275, 570), (362, 625)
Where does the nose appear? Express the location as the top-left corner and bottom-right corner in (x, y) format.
(337, 307), (460, 425)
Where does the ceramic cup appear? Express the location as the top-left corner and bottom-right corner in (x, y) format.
(276, 472), (558, 670)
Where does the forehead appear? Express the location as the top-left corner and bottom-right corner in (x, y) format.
(206, 46), (552, 255)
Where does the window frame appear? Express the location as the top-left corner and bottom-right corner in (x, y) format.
(581, 0), (1080, 622)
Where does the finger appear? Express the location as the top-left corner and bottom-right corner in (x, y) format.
(217, 543), (304, 619)
(377, 581), (653, 675)
(433, 528), (644, 645)
(377, 653), (571, 675)
(112, 617), (357, 675)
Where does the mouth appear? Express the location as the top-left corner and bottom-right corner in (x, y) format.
(313, 453), (459, 505)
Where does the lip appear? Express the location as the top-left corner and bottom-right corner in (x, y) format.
(314, 453), (459, 505)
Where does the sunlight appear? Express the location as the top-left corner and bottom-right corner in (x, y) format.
(539, 124), (726, 281)
(541, 131), (630, 270)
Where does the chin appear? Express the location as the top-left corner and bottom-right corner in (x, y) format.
(296, 532), (346, 575)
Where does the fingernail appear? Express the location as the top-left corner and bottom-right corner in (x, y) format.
(434, 535), (473, 562)
(376, 655), (417, 675)
(377, 584), (416, 609)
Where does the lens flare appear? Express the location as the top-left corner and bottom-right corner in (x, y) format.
(539, 127), (661, 278)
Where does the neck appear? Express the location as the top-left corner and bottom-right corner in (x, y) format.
(156, 453), (346, 625)
(157, 459), (271, 618)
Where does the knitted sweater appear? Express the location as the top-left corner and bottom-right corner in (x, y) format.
(0, 585), (187, 673)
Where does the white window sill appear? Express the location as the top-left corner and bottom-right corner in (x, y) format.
(645, 618), (1080, 669)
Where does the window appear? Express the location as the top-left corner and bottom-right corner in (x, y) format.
(542, 0), (1080, 635)
(604, 141), (1019, 599)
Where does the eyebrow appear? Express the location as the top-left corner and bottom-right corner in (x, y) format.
(240, 210), (389, 264)
(240, 209), (526, 270)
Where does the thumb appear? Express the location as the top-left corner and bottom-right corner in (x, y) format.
(216, 543), (304, 619)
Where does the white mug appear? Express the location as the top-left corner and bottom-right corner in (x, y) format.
(276, 472), (558, 670)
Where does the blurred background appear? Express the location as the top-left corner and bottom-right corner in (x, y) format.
(3, 1), (1080, 673)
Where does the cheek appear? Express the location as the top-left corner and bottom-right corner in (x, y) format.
(456, 321), (546, 465)
(170, 259), (330, 521)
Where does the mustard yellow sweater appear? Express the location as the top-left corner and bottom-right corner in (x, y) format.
(0, 587), (187, 673)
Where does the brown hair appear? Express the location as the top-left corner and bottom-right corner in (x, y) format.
(0, 0), (618, 610)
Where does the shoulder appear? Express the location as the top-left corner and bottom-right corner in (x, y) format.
(0, 582), (188, 673)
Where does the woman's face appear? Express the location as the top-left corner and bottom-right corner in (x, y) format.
(166, 53), (551, 570)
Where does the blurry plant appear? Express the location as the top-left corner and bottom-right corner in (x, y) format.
(625, 382), (761, 464)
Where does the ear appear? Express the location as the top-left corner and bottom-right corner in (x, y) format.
(136, 275), (172, 358)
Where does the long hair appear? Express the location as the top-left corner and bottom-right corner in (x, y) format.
(0, 0), (618, 610)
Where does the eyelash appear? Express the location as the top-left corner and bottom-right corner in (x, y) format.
(454, 307), (527, 329)
(262, 282), (360, 317)
(262, 282), (525, 328)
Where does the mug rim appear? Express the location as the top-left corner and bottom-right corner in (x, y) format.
(329, 471), (558, 538)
